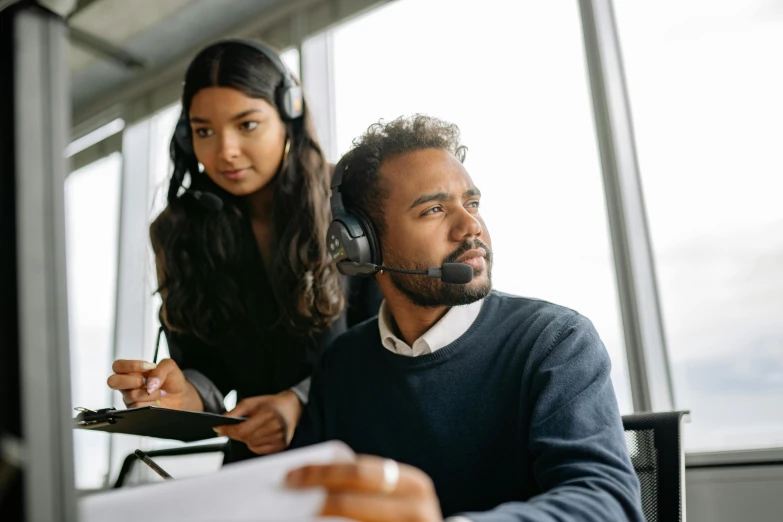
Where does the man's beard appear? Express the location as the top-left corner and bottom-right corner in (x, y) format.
(383, 239), (493, 308)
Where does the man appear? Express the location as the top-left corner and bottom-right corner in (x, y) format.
(286, 115), (644, 521)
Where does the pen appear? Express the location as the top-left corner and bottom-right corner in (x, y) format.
(134, 449), (174, 480)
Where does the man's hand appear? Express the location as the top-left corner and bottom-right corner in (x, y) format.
(107, 358), (203, 411)
(214, 390), (303, 455)
(285, 455), (443, 522)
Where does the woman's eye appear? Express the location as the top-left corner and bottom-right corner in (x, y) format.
(423, 206), (444, 216)
(240, 121), (258, 131)
(194, 128), (213, 138)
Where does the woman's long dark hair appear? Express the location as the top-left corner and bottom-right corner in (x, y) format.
(151, 41), (344, 343)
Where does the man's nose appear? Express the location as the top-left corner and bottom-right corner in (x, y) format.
(450, 208), (483, 242)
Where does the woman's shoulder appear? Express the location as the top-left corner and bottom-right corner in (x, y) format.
(148, 206), (186, 268)
(150, 206), (171, 235)
(149, 205), (187, 247)
(343, 276), (383, 327)
(150, 205), (180, 229)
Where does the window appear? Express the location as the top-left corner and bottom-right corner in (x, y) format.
(65, 152), (122, 489)
(330, 0), (633, 413)
(280, 47), (301, 81)
(614, 0), (783, 451)
(103, 103), (228, 483)
(146, 103), (182, 364)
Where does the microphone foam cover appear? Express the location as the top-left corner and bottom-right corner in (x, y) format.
(441, 263), (474, 284)
(194, 191), (224, 211)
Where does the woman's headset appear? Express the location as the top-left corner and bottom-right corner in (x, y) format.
(169, 39), (303, 209)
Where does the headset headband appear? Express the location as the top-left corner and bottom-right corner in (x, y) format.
(212, 38), (304, 121)
(218, 38), (297, 90)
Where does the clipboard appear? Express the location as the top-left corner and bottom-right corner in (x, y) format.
(73, 406), (246, 442)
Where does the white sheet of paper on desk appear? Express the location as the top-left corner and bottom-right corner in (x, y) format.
(79, 440), (355, 522)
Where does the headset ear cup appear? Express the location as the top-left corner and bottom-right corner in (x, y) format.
(214, 39), (304, 121)
(168, 158), (186, 204)
(352, 208), (381, 266)
(174, 118), (194, 159)
(278, 83), (304, 121)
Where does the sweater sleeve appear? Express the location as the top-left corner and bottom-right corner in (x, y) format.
(288, 354), (327, 449)
(458, 314), (644, 522)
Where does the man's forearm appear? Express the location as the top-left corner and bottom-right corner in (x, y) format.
(458, 481), (643, 522)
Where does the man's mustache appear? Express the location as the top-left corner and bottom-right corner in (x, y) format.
(444, 239), (492, 265)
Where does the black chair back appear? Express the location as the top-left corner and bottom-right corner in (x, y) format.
(622, 411), (690, 522)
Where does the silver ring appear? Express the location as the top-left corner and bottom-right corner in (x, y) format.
(381, 459), (399, 493)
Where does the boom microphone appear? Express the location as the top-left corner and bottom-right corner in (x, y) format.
(425, 263), (474, 284)
(189, 189), (224, 211)
(338, 262), (474, 284)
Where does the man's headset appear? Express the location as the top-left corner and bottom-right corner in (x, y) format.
(168, 39), (303, 211)
(326, 151), (382, 275)
(326, 151), (474, 284)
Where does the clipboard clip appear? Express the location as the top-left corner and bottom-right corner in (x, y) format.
(74, 407), (119, 426)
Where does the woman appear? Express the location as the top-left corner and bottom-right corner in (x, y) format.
(107, 39), (380, 461)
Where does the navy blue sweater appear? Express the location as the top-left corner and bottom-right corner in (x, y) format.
(291, 291), (644, 521)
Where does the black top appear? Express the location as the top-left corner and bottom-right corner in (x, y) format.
(160, 218), (382, 460)
(292, 291), (644, 521)
(163, 275), (380, 403)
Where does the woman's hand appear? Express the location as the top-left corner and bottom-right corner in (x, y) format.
(214, 390), (303, 455)
(285, 455), (443, 522)
(107, 358), (203, 411)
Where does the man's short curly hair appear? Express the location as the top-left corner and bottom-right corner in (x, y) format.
(339, 114), (467, 240)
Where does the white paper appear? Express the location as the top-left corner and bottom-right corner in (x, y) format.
(79, 441), (356, 522)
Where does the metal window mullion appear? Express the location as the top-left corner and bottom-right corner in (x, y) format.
(106, 115), (153, 481)
(578, 0), (674, 413)
(14, 5), (77, 521)
(302, 29), (338, 162)
(290, 6), (306, 80)
(95, 128), (125, 489)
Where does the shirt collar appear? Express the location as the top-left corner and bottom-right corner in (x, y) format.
(378, 298), (484, 357)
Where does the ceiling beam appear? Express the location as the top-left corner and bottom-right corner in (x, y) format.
(65, 0), (100, 19)
(71, 0), (387, 132)
(69, 26), (146, 70)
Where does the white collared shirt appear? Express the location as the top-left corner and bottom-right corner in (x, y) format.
(377, 298), (484, 356)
